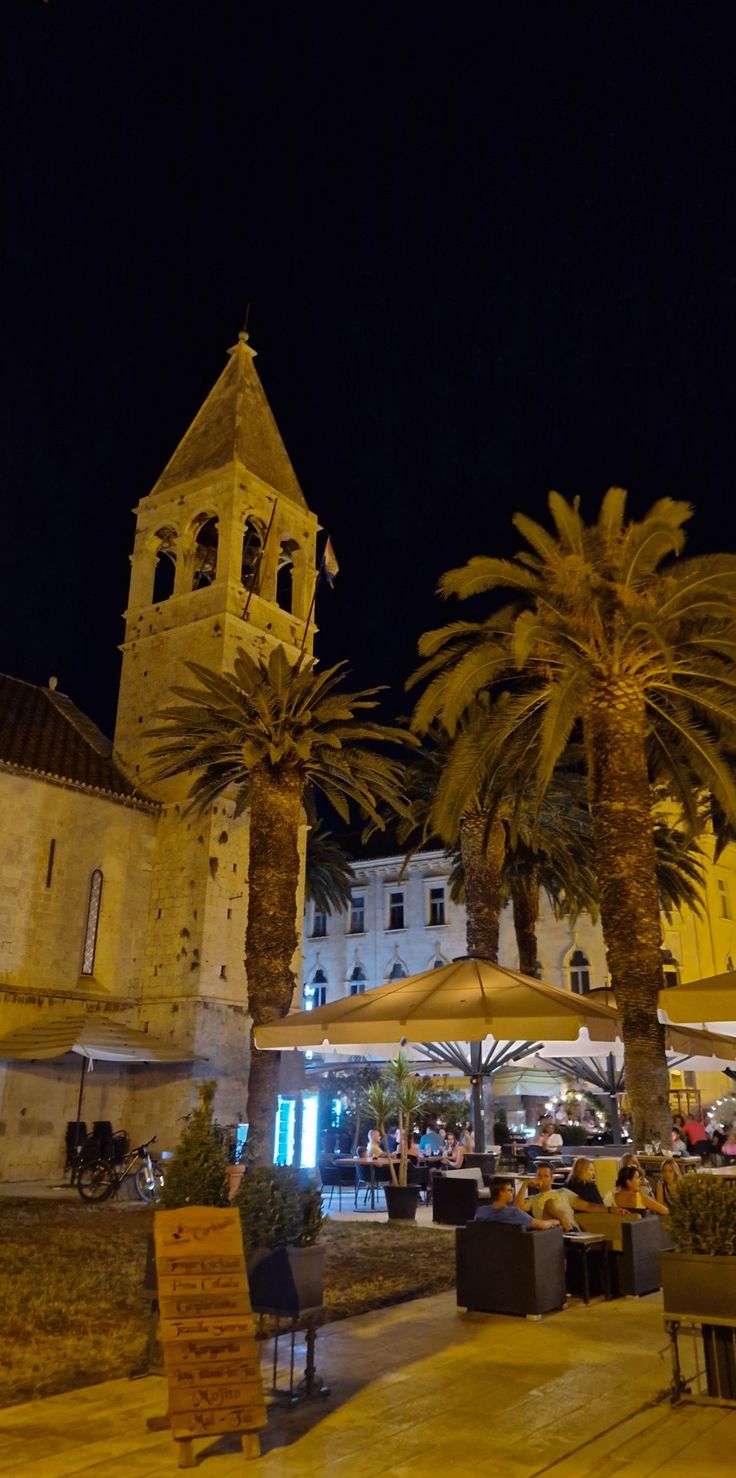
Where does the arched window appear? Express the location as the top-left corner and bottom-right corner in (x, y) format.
(152, 527), (177, 603)
(81, 869), (103, 976)
(349, 965), (367, 996)
(276, 537), (299, 612)
(305, 966), (328, 1009)
(241, 517), (266, 592)
(192, 517), (219, 589)
(661, 948), (680, 989)
(432, 955), (446, 970)
(388, 960), (407, 981)
(569, 949), (591, 996)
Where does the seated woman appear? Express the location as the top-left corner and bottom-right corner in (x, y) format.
(656, 1156), (681, 1208)
(537, 1120), (564, 1156)
(618, 1152), (655, 1198)
(722, 1124), (736, 1158)
(614, 1164), (668, 1215)
(444, 1131), (465, 1169)
(566, 1156), (606, 1206)
(405, 1132), (422, 1161)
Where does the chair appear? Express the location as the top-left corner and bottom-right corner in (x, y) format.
(64, 1120), (87, 1172)
(432, 1173), (481, 1225)
(463, 1150), (501, 1176)
(456, 1221), (566, 1317)
(319, 1164), (344, 1210)
(407, 1162), (430, 1201)
(575, 1210), (673, 1295)
(354, 1160), (390, 1209)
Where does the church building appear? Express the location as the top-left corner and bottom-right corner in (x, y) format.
(0, 335), (316, 1180)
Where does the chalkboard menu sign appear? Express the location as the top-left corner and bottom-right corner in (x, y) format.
(153, 1207), (267, 1467)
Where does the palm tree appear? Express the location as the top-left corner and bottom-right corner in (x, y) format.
(410, 491), (736, 1143)
(148, 645), (412, 1164)
(305, 820), (354, 917)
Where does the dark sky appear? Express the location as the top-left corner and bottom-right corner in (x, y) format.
(3, 2), (736, 736)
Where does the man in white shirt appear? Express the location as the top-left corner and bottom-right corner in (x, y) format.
(515, 1163), (590, 1233)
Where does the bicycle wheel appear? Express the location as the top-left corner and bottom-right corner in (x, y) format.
(134, 1162), (164, 1203)
(77, 1159), (117, 1202)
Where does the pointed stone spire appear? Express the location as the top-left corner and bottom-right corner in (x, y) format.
(151, 333), (307, 509)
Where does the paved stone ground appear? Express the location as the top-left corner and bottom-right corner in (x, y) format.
(1, 1289), (734, 1476)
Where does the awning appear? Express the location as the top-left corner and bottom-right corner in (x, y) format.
(0, 1014), (198, 1063)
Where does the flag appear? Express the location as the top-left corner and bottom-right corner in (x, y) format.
(322, 537), (340, 587)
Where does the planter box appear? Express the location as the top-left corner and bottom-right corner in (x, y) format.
(660, 1251), (736, 1402)
(660, 1251), (736, 1324)
(385, 1184), (420, 1222)
(247, 1243), (325, 1315)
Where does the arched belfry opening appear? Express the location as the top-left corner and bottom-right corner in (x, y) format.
(192, 516), (219, 590)
(241, 516), (266, 592)
(276, 536), (299, 612)
(152, 526), (177, 603)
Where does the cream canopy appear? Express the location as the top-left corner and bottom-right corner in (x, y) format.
(0, 1015), (196, 1063)
(658, 972), (736, 1029)
(254, 957), (622, 1050)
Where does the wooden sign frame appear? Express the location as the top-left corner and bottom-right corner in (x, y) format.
(151, 1207), (267, 1468)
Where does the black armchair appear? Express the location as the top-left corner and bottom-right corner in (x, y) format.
(432, 1173), (479, 1225)
(575, 1210), (673, 1296)
(456, 1221), (567, 1318)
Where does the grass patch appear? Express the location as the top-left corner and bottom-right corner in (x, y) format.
(0, 1201), (454, 1408)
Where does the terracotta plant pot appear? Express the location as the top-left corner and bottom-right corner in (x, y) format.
(226, 1164), (246, 1201)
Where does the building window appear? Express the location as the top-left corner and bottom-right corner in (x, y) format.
(718, 879), (732, 919)
(81, 869), (103, 976)
(661, 948), (680, 989)
(428, 884), (445, 926)
(349, 965), (367, 996)
(433, 955), (445, 970)
(569, 949), (590, 996)
(389, 960), (407, 980)
(305, 967), (327, 1010)
(387, 891), (404, 931)
(311, 908), (327, 938)
(350, 895), (365, 934)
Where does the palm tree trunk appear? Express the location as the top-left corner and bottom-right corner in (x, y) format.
(584, 689), (671, 1146)
(460, 810), (505, 961)
(245, 764), (304, 1166)
(511, 869), (539, 975)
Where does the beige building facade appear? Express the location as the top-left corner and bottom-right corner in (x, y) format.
(0, 335), (316, 1179)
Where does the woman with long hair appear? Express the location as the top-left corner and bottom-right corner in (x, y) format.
(614, 1164), (668, 1215)
(656, 1156), (681, 1208)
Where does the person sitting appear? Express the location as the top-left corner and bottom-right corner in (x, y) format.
(614, 1164), (668, 1215)
(537, 1120), (564, 1156)
(566, 1156), (605, 1205)
(683, 1112), (709, 1151)
(515, 1162), (590, 1232)
(656, 1156), (681, 1208)
(405, 1132), (422, 1161)
(722, 1123), (736, 1157)
(618, 1152), (655, 1198)
(365, 1128), (384, 1159)
(476, 1177), (558, 1230)
(444, 1131), (465, 1169)
(419, 1124), (443, 1155)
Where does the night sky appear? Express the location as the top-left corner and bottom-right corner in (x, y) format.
(3, 3), (736, 737)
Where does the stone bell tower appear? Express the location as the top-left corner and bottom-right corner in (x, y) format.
(114, 334), (318, 1132)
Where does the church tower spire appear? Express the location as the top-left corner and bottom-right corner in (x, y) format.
(115, 335), (318, 778)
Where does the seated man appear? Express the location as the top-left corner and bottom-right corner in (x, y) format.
(419, 1124), (443, 1155)
(516, 1163), (591, 1233)
(476, 1177), (558, 1230)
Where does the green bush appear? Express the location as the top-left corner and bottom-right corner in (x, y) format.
(235, 1166), (324, 1252)
(159, 1081), (229, 1210)
(559, 1124), (588, 1146)
(668, 1174), (736, 1256)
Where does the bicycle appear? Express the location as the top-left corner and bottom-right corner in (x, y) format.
(76, 1135), (165, 1203)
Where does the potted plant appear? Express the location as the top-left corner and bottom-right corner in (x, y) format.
(660, 1173), (736, 1399)
(366, 1051), (427, 1222)
(159, 1080), (230, 1209)
(235, 1165), (326, 1314)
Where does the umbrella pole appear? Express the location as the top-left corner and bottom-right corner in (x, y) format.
(470, 1042), (486, 1152)
(70, 1057), (89, 1184)
(605, 1053), (624, 1146)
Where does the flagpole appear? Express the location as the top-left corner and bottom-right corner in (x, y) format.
(300, 556), (324, 654)
(242, 498), (278, 621)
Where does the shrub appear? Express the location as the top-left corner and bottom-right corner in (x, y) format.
(559, 1124), (588, 1146)
(159, 1081), (229, 1210)
(235, 1165), (324, 1252)
(668, 1173), (736, 1256)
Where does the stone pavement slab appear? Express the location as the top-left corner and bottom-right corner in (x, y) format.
(1, 1290), (735, 1476)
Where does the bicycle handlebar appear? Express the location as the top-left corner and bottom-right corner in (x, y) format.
(133, 1136), (157, 1155)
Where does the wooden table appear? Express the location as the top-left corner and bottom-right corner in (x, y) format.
(698, 1164), (736, 1178)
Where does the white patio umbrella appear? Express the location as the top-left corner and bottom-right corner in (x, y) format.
(255, 957), (622, 1150)
(658, 971), (736, 1031)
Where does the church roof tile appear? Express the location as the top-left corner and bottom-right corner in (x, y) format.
(0, 675), (156, 809)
